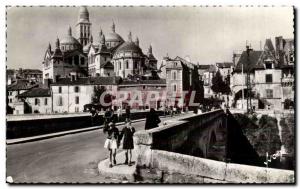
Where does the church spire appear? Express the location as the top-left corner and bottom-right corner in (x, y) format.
(128, 31), (132, 42)
(135, 37), (139, 46)
(90, 35), (93, 43)
(148, 45), (152, 54)
(68, 26), (72, 36)
(112, 21), (115, 33)
(55, 37), (60, 49)
(48, 42), (51, 51)
(99, 27), (103, 37)
(100, 34), (106, 45)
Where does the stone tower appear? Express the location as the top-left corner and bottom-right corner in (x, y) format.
(76, 6), (91, 46)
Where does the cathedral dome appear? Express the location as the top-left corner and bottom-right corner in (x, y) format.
(60, 35), (81, 46)
(115, 41), (143, 55)
(106, 32), (124, 43)
(78, 6), (89, 23)
(60, 27), (81, 51)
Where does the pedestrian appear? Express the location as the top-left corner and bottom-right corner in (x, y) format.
(172, 106), (176, 116)
(90, 107), (97, 126)
(103, 122), (119, 168)
(104, 107), (114, 127)
(119, 121), (135, 166)
(145, 108), (161, 130)
(125, 105), (131, 122)
(117, 106), (122, 122)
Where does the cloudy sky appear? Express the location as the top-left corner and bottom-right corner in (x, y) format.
(7, 6), (293, 69)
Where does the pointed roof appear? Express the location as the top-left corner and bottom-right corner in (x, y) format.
(78, 6), (90, 23)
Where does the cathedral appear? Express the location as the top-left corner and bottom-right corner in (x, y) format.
(42, 6), (158, 82)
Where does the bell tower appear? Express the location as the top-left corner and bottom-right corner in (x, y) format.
(76, 6), (91, 46)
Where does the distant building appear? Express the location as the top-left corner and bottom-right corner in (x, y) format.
(6, 68), (42, 85)
(163, 56), (202, 108)
(115, 79), (166, 110)
(215, 62), (233, 81)
(231, 38), (294, 111)
(50, 76), (120, 113)
(197, 64), (216, 98)
(7, 79), (38, 114)
(17, 87), (52, 114)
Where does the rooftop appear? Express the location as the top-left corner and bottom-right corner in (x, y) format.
(18, 87), (51, 98)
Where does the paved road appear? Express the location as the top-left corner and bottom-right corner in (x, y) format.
(6, 115), (181, 183)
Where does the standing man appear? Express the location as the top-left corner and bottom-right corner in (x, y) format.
(117, 106), (122, 122)
(125, 105), (131, 122)
(145, 108), (161, 130)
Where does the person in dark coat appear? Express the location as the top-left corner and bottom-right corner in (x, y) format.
(125, 106), (131, 122)
(145, 108), (161, 130)
(119, 121), (135, 166)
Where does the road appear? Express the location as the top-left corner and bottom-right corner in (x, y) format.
(6, 115), (179, 183)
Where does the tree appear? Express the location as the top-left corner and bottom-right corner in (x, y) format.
(211, 70), (231, 95)
(92, 86), (112, 109)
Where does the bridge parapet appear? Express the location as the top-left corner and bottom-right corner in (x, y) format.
(133, 109), (294, 183)
(134, 109), (226, 167)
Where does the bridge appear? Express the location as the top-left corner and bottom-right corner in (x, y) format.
(6, 110), (294, 183)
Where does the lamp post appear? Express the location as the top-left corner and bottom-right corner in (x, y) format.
(246, 45), (253, 114)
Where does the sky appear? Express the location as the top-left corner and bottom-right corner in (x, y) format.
(6, 6), (294, 69)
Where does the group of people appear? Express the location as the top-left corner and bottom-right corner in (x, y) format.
(102, 107), (161, 168)
(103, 121), (135, 168)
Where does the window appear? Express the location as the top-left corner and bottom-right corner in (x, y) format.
(58, 96), (63, 106)
(265, 74), (273, 83)
(35, 98), (40, 106)
(173, 72), (177, 80)
(265, 63), (272, 69)
(173, 84), (177, 92)
(266, 89), (273, 98)
(119, 62), (122, 69)
(58, 87), (62, 93)
(44, 98), (48, 105)
(126, 61), (129, 69)
(9, 98), (12, 103)
(74, 86), (80, 93)
(75, 96), (79, 104)
(134, 61), (138, 69)
(81, 57), (85, 65)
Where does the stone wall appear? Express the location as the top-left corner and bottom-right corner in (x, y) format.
(133, 109), (294, 183)
(139, 150), (294, 183)
(7, 110), (163, 139)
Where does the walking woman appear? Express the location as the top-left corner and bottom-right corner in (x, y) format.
(103, 122), (119, 168)
(119, 121), (135, 166)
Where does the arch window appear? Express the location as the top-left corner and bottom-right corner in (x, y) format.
(80, 57), (85, 65)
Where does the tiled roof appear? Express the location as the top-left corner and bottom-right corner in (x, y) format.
(198, 65), (211, 70)
(234, 51), (264, 72)
(20, 69), (43, 75)
(100, 61), (114, 69)
(119, 79), (166, 86)
(216, 62), (233, 68)
(7, 80), (38, 91)
(18, 87), (51, 98)
(52, 76), (122, 86)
